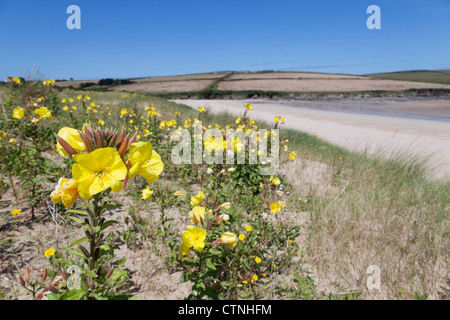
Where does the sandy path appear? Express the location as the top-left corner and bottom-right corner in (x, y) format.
(172, 99), (450, 179)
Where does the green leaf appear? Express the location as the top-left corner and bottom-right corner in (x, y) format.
(206, 259), (216, 271)
(100, 220), (119, 231)
(58, 289), (86, 300)
(67, 216), (84, 225)
(69, 237), (88, 248)
(67, 209), (89, 216)
(60, 247), (85, 259)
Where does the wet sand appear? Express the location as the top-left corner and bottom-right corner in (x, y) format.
(173, 98), (450, 179)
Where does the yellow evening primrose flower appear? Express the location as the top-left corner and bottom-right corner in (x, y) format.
(270, 202), (282, 214)
(12, 77), (21, 84)
(204, 136), (226, 152)
(182, 225), (206, 253)
(239, 234), (245, 241)
(98, 119), (105, 126)
(220, 202), (231, 209)
(220, 232), (238, 249)
(50, 178), (79, 209)
(178, 242), (191, 259)
(289, 151), (297, 160)
(189, 205), (208, 224)
(141, 186), (153, 200)
(72, 147), (127, 200)
(13, 107), (25, 119)
(190, 190), (205, 206)
(197, 107), (205, 113)
(245, 225), (252, 232)
(271, 177), (281, 186)
(34, 107), (52, 119)
(10, 209), (22, 215)
(255, 257), (262, 263)
(56, 127), (86, 157)
(127, 141), (164, 184)
(242, 280), (248, 285)
(44, 248), (56, 257)
(252, 275), (258, 282)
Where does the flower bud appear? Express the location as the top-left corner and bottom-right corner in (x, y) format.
(220, 232), (237, 250)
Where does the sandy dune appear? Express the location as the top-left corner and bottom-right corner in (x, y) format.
(173, 99), (450, 179)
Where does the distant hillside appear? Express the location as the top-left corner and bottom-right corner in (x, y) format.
(366, 70), (450, 85)
(54, 70), (450, 98)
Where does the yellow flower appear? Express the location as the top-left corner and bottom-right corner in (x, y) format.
(255, 257), (262, 263)
(289, 151), (297, 160)
(220, 232), (237, 249)
(56, 127), (86, 157)
(63, 106), (69, 111)
(127, 141), (164, 184)
(270, 202), (282, 214)
(10, 209), (22, 215)
(121, 109), (128, 116)
(34, 107), (52, 119)
(12, 77), (21, 84)
(242, 280), (248, 285)
(238, 234), (245, 241)
(252, 275), (258, 282)
(13, 107), (25, 119)
(190, 190), (205, 206)
(220, 202), (231, 209)
(98, 119), (105, 126)
(245, 225), (252, 232)
(274, 116), (280, 122)
(44, 248), (56, 257)
(50, 178), (79, 209)
(8, 138), (16, 144)
(197, 107), (205, 113)
(72, 147), (127, 200)
(204, 136), (227, 152)
(271, 177), (281, 186)
(141, 186), (153, 200)
(189, 205), (207, 224)
(178, 242), (191, 259)
(182, 225), (206, 253)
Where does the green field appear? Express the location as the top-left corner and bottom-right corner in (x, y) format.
(366, 70), (450, 85)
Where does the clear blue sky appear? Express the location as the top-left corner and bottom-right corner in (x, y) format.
(0, 0), (449, 80)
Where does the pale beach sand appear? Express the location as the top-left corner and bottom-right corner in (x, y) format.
(173, 99), (450, 179)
